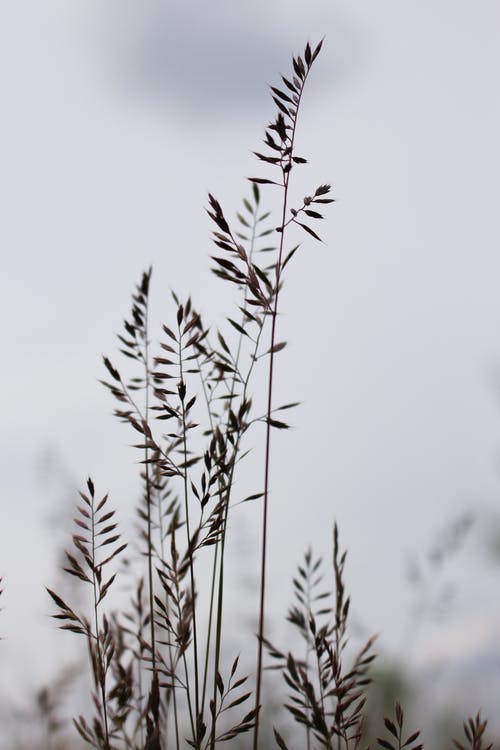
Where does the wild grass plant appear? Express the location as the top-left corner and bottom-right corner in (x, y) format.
(2, 40), (495, 750)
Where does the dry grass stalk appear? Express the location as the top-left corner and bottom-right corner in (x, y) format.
(22, 38), (491, 750)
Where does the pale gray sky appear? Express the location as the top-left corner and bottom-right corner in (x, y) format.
(2, 0), (500, 735)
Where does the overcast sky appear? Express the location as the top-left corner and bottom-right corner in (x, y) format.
(2, 0), (500, 734)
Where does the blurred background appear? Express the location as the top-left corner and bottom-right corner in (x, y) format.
(2, 0), (500, 746)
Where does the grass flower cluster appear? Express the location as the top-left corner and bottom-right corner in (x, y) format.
(1, 40), (493, 750)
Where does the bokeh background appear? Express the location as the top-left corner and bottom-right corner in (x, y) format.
(2, 0), (500, 744)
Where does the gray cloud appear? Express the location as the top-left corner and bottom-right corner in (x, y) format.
(90, 0), (364, 115)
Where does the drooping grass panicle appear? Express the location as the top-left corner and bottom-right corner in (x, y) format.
(452, 712), (493, 750)
(377, 703), (423, 750)
(47, 478), (127, 749)
(101, 268), (161, 689)
(269, 524), (376, 750)
(246, 39), (334, 750)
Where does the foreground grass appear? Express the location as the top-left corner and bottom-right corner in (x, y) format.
(1, 40), (496, 750)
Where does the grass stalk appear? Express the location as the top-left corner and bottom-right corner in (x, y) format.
(91, 492), (111, 750)
(253, 52), (315, 750)
(143, 289), (157, 679)
(178, 315), (201, 744)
